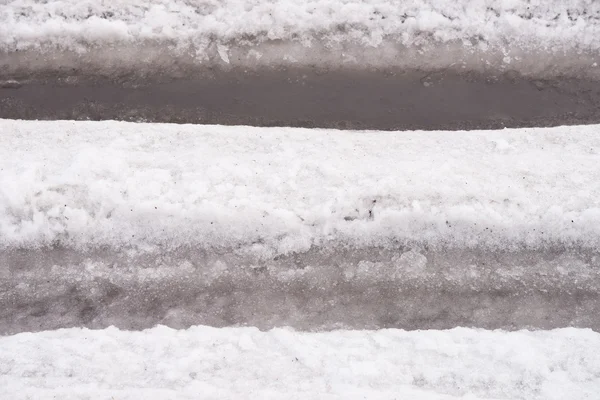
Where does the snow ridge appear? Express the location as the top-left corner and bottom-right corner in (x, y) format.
(2, 0), (600, 52)
(2, 1), (600, 78)
(1, 119), (600, 254)
(1, 326), (599, 400)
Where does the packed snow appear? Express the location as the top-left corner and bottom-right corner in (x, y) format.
(2, 0), (600, 76)
(1, 325), (599, 400)
(1, 119), (600, 255)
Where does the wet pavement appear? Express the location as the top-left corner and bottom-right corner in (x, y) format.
(3, 68), (600, 130)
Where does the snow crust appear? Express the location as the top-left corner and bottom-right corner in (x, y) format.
(1, 119), (600, 255)
(2, 1), (600, 77)
(1, 325), (599, 400)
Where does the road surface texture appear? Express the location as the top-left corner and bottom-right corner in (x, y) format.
(3, 68), (600, 130)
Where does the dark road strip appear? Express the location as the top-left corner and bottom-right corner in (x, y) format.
(3, 68), (600, 130)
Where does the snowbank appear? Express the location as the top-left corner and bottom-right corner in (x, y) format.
(1, 325), (599, 400)
(3, 0), (599, 53)
(1, 119), (600, 254)
(2, 0), (600, 77)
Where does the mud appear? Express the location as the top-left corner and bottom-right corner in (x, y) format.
(2, 68), (600, 130)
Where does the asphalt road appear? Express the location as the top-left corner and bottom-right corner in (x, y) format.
(3, 68), (600, 130)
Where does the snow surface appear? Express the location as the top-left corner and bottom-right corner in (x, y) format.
(2, 0), (600, 53)
(1, 119), (600, 254)
(1, 325), (599, 400)
(2, 1), (600, 76)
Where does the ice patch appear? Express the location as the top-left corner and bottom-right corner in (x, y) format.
(217, 44), (230, 64)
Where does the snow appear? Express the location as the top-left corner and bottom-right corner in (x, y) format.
(1, 1), (600, 76)
(2, 0), (599, 52)
(1, 119), (600, 254)
(1, 325), (599, 400)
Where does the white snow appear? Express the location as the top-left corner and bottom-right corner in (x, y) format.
(1, 119), (599, 254)
(1, 325), (599, 400)
(1, 1), (600, 76)
(2, 0), (599, 52)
